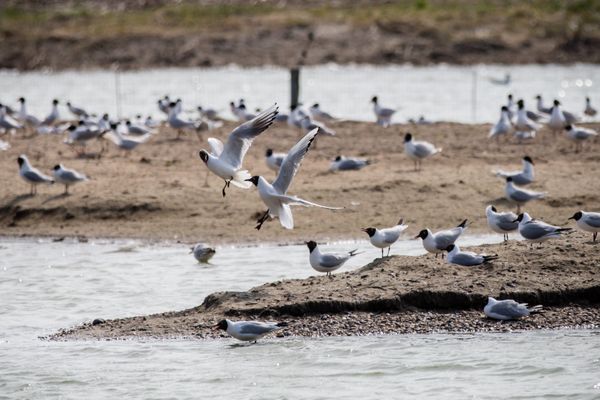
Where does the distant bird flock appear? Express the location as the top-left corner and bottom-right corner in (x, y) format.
(2, 92), (598, 341)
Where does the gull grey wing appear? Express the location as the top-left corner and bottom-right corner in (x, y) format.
(451, 252), (483, 266)
(510, 189), (537, 203)
(382, 230), (401, 244)
(563, 111), (578, 124)
(59, 169), (85, 182)
(239, 322), (277, 335)
(23, 170), (51, 183)
(520, 221), (558, 239)
(496, 213), (519, 231)
(379, 108), (395, 117)
(434, 228), (461, 249)
(220, 104), (278, 169)
(490, 301), (528, 318)
(585, 214), (600, 228)
(272, 128), (319, 194)
(319, 254), (347, 269)
(413, 143), (434, 158)
(339, 159), (366, 170)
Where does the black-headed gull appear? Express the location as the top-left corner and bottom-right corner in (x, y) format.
(485, 205), (518, 242)
(403, 133), (442, 171)
(265, 148), (286, 172)
(584, 97), (597, 117)
(330, 156), (370, 172)
(489, 106), (512, 142)
(309, 103), (336, 122)
(371, 96), (395, 127)
(514, 212), (571, 246)
(17, 98), (40, 126)
(246, 128), (342, 230)
(484, 297), (542, 321)
(534, 95), (552, 115)
(564, 124), (597, 152)
(495, 156), (534, 186)
(190, 243), (216, 263)
(53, 164), (88, 194)
(41, 99), (60, 126)
(214, 319), (287, 342)
(568, 211), (600, 242)
(445, 244), (498, 266)
(306, 241), (359, 277)
(514, 100), (541, 134)
(18, 155), (54, 195)
(504, 177), (545, 213)
(362, 218), (408, 257)
(415, 219), (467, 258)
(66, 101), (88, 118)
(199, 104), (278, 197)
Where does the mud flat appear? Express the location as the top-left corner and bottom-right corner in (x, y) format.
(50, 235), (600, 340)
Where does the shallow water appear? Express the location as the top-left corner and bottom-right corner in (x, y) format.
(1, 63), (598, 124)
(1, 237), (599, 399)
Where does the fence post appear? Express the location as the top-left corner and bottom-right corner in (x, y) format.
(290, 68), (300, 109)
(471, 68), (478, 123)
(113, 64), (122, 119)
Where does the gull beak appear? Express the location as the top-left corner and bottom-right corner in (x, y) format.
(361, 228), (368, 232)
(245, 178), (253, 182)
(567, 216), (574, 220)
(413, 234), (420, 239)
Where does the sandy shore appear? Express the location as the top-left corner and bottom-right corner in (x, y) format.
(50, 235), (600, 340)
(1, 121), (599, 244)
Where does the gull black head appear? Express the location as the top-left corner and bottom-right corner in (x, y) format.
(52, 99), (59, 105)
(506, 177), (513, 183)
(445, 244), (455, 252)
(306, 241), (317, 252)
(568, 211), (583, 221)
(17, 155), (25, 167)
(586, 96), (590, 102)
(523, 156), (534, 165)
(66, 101), (72, 107)
(67, 124), (77, 131)
(125, 120), (131, 126)
(508, 94), (513, 100)
(169, 102), (176, 108)
(517, 99), (524, 109)
(312, 103), (319, 108)
(553, 99), (560, 106)
(490, 205), (497, 212)
(404, 132), (413, 142)
(415, 229), (429, 240)
(18, 97), (25, 103)
(371, 96), (378, 103)
(514, 213), (525, 223)
(239, 104), (247, 110)
(198, 150), (209, 163)
(245, 176), (259, 186)
(215, 319), (228, 331)
(109, 122), (118, 130)
(535, 95), (541, 100)
(266, 149), (273, 157)
(102, 113), (109, 120)
(334, 155), (342, 162)
(501, 106), (508, 112)
(564, 124), (572, 130)
(362, 227), (376, 237)
(53, 165), (60, 171)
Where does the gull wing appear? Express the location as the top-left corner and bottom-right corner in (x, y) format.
(490, 300), (528, 318)
(272, 128), (319, 194)
(413, 141), (440, 158)
(23, 169), (52, 183)
(207, 137), (224, 157)
(520, 220), (559, 239)
(319, 254), (348, 269)
(496, 212), (519, 231)
(584, 213), (600, 228)
(220, 104), (278, 169)
(238, 321), (278, 335)
(451, 252), (483, 266)
(434, 227), (462, 249)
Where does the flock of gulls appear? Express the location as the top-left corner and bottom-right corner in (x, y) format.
(2, 93), (599, 342)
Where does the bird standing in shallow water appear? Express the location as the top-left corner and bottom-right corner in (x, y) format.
(214, 319), (287, 342)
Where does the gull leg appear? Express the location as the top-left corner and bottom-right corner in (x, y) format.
(381, 248), (384, 258)
(30, 184), (34, 196)
(516, 204), (521, 214)
(203, 170), (210, 187)
(255, 209), (270, 230)
(64, 185), (69, 195)
(594, 232), (597, 242)
(221, 179), (231, 197)
(387, 247), (391, 257)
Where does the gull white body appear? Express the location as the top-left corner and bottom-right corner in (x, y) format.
(103, 131), (152, 151)
(584, 97), (597, 117)
(0, 106), (23, 131)
(489, 108), (512, 141)
(18, 155), (54, 194)
(535, 96), (552, 115)
(484, 297), (541, 321)
(17, 98), (40, 126)
(485, 205), (518, 241)
(53, 164), (88, 194)
(67, 102), (88, 118)
(330, 156), (370, 172)
(417, 221), (467, 256)
(42, 101), (60, 126)
(548, 104), (567, 132)
(363, 220), (408, 257)
(569, 211), (600, 242)
(404, 133), (441, 170)
(504, 178), (545, 212)
(307, 242), (358, 276)
(446, 244), (496, 267)
(495, 157), (534, 186)
(301, 116), (335, 136)
(218, 319), (285, 342)
(514, 107), (540, 132)
(516, 212), (570, 243)
(309, 104), (336, 121)
(371, 97), (395, 127)
(565, 125), (597, 152)
(191, 243), (216, 263)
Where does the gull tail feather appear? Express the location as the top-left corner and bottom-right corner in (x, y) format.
(273, 194), (343, 210)
(278, 204), (294, 229)
(230, 170), (252, 188)
(528, 305), (544, 314)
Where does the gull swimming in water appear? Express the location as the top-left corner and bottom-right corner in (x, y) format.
(489, 106), (512, 142)
(403, 133), (442, 171)
(362, 218), (408, 257)
(246, 128), (342, 230)
(514, 212), (571, 245)
(584, 97), (597, 118)
(199, 105), (278, 197)
(445, 244), (498, 266)
(484, 297), (542, 321)
(564, 124), (597, 152)
(18, 155), (54, 195)
(53, 164), (88, 194)
(485, 205), (518, 242)
(568, 211), (600, 242)
(330, 155), (370, 172)
(371, 96), (396, 127)
(306, 241), (359, 277)
(214, 319), (287, 342)
(495, 156), (535, 185)
(415, 219), (468, 258)
(190, 243), (216, 263)
(265, 148), (286, 172)
(504, 177), (545, 213)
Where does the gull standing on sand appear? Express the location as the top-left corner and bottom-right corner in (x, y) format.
(495, 156), (535, 185)
(504, 177), (545, 213)
(300, 115), (336, 136)
(415, 219), (468, 258)
(485, 205), (518, 242)
(568, 211), (600, 242)
(564, 124), (597, 153)
(514, 100), (540, 139)
(198, 105), (278, 197)
(265, 148), (286, 172)
(489, 106), (512, 142)
(403, 133), (442, 171)
(17, 98), (40, 126)
(362, 218), (408, 257)
(287, 105), (307, 129)
(330, 156), (370, 172)
(246, 128), (342, 230)
(41, 99), (60, 126)
(371, 96), (396, 127)
(584, 97), (597, 117)
(306, 241), (359, 277)
(309, 103), (336, 122)
(53, 164), (88, 194)
(66, 101), (88, 118)
(445, 244), (498, 266)
(214, 319), (287, 342)
(190, 243), (216, 263)
(0, 104), (23, 132)
(484, 297), (542, 321)
(168, 103), (200, 139)
(547, 99), (568, 135)
(18, 155), (54, 195)
(103, 127), (152, 153)
(514, 212), (571, 245)
(534, 95), (552, 115)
